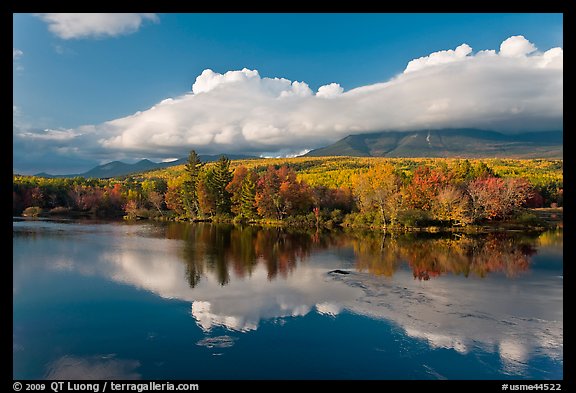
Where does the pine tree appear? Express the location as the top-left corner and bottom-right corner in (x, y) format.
(207, 155), (233, 215)
(239, 172), (257, 219)
(182, 150), (203, 219)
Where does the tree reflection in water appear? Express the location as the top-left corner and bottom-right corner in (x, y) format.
(162, 223), (545, 287)
(352, 231), (537, 280)
(165, 223), (318, 286)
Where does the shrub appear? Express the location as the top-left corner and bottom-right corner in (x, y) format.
(341, 211), (393, 229)
(322, 209), (344, 228)
(233, 214), (250, 225)
(123, 200), (139, 220)
(212, 214), (233, 223)
(397, 209), (433, 227)
(284, 213), (317, 228)
(48, 206), (70, 215)
(513, 211), (546, 227)
(22, 206), (42, 217)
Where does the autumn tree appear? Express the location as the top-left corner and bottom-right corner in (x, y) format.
(226, 165), (248, 215)
(431, 186), (472, 226)
(403, 165), (452, 211)
(148, 191), (164, 215)
(165, 175), (186, 215)
(450, 159), (473, 186)
(255, 165), (313, 219)
(277, 166), (313, 217)
(99, 183), (125, 215)
(255, 166), (282, 219)
(141, 179), (156, 201)
(123, 199), (139, 220)
(68, 185), (104, 212)
(29, 186), (44, 207)
(470, 161), (496, 179)
(353, 164), (402, 229)
(107, 183), (124, 207)
(139, 179), (166, 215)
(312, 186), (355, 213)
(197, 168), (216, 217)
(467, 177), (533, 221)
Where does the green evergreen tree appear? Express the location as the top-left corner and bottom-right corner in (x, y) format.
(239, 172), (257, 218)
(182, 150), (203, 219)
(207, 155), (233, 215)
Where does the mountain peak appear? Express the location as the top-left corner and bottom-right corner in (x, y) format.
(305, 129), (562, 159)
(34, 153), (260, 179)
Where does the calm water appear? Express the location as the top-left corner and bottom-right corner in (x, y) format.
(13, 219), (563, 380)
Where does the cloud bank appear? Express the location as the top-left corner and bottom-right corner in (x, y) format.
(35, 13), (158, 39)
(14, 35), (562, 173)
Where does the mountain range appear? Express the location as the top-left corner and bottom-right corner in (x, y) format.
(35, 154), (258, 179)
(34, 129), (562, 179)
(305, 129), (563, 159)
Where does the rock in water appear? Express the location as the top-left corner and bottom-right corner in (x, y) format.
(328, 269), (350, 275)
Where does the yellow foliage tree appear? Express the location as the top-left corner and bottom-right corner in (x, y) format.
(352, 163), (402, 229)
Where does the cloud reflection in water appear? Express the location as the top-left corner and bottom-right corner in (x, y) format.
(14, 221), (562, 376)
(45, 354), (141, 380)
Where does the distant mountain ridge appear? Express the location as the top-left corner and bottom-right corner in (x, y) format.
(35, 154), (258, 179)
(33, 129), (562, 178)
(304, 129), (563, 159)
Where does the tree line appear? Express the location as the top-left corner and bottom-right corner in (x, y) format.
(13, 151), (563, 229)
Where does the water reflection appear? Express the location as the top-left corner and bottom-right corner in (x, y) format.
(350, 232), (536, 280)
(164, 224), (541, 284)
(45, 355), (141, 380)
(169, 224), (316, 286)
(13, 220), (563, 378)
(329, 269), (562, 373)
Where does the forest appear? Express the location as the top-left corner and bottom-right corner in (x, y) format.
(13, 152), (563, 230)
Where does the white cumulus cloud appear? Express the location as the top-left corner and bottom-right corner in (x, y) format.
(14, 35), (563, 170)
(404, 43), (472, 73)
(538, 47), (563, 69)
(499, 35), (537, 57)
(94, 35), (561, 157)
(316, 83), (344, 98)
(35, 13), (158, 39)
(192, 68), (259, 94)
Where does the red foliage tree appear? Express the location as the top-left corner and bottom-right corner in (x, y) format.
(403, 166), (452, 210)
(467, 177), (533, 220)
(524, 189), (544, 208)
(255, 165), (313, 219)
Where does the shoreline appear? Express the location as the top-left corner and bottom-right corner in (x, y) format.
(15, 207), (563, 235)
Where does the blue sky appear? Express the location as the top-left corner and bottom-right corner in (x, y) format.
(13, 13), (563, 174)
